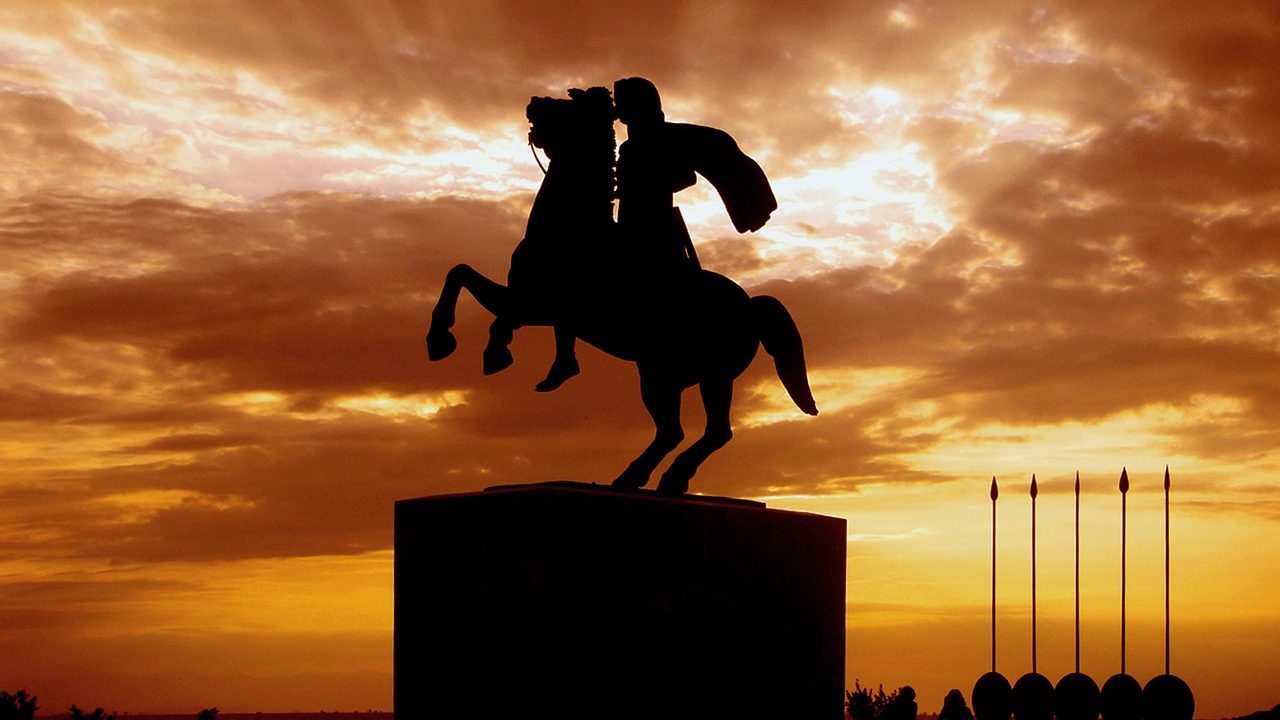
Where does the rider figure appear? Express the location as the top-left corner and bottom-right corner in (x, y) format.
(613, 76), (700, 275)
(533, 77), (777, 392)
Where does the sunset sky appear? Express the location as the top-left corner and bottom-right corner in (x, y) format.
(2, 1), (1278, 716)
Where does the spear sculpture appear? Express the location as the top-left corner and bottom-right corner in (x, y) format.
(1012, 474), (1054, 720)
(1101, 468), (1141, 720)
(1142, 466), (1195, 720)
(972, 477), (1012, 720)
(1056, 472), (1101, 720)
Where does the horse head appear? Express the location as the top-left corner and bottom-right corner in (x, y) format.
(526, 87), (617, 220)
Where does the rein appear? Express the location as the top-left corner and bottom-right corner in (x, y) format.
(529, 140), (548, 175)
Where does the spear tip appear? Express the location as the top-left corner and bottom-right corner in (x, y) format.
(1165, 465), (1171, 491)
(1120, 467), (1130, 493)
(1031, 473), (1038, 498)
(1075, 471), (1080, 494)
(990, 476), (998, 501)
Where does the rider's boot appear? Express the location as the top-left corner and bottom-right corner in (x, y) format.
(535, 326), (580, 392)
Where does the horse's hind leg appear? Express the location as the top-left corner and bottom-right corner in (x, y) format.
(613, 374), (684, 490)
(657, 377), (734, 495)
(426, 263), (510, 361)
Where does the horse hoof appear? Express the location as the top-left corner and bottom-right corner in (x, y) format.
(534, 357), (580, 392)
(482, 345), (514, 375)
(657, 466), (691, 495)
(656, 477), (689, 496)
(426, 329), (457, 361)
(612, 470), (648, 490)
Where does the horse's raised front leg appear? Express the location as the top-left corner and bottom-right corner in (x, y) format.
(426, 263), (510, 361)
(483, 317), (514, 375)
(613, 373), (684, 490)
(657, 377), (734, 495)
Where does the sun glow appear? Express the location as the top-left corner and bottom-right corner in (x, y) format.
(93, 490), (256, 524)
(334, 391), (468, 418)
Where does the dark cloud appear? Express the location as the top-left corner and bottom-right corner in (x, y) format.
(0, 0), (1058, 163)
(993, 59), (1141, 125)
(0, 577), (198, 629)
(0, 90), (127, 194)
(0, 627), (390, 713)
(0, 384), (103, 421)
(126, 432), (261, 452)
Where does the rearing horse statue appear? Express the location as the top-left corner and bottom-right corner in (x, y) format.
(425, 86), (817, 495)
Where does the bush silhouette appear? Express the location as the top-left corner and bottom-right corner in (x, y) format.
(197, 708), (219, 720)
(69, 704), (115, 720)
(847, 681), (920, 720)
(0, 690), (39, 720)
(848, 679), (899, 720)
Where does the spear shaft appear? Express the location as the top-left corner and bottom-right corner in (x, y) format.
(991, 476), (999, 674)
(1075, 471), (1081, 674)
(1120, 468), (1130, 675)
(1165, 466), (1171, 675)
(1031, 474), (1039, 674)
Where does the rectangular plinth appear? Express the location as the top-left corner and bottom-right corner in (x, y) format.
(395, 482), (846, 720)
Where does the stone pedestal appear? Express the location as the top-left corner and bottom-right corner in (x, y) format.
(395, 482), (846, 719)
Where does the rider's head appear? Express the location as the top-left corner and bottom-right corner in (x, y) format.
(614, 77), (664, 129)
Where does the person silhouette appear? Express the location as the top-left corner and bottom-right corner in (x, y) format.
(885, 685), (918, 720)
(939, 689), (975, 720)
(613, 76), (777, 259)
(531, 77), (778, 392)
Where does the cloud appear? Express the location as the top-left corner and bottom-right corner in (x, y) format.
(2, 4), (1280, 713)
(0, 90), (127, 195)
(6, 131), (1278, 559)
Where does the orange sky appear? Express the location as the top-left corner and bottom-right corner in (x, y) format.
(2, 1), (1278, 716)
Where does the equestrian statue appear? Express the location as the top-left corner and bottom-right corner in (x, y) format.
(425, 79), (817, 495)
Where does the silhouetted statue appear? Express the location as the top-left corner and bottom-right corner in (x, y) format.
(518, 77), (779, 392)
(426, 85), (817, 494)
(939, 689), (975, 720)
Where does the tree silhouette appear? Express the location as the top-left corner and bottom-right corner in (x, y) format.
(196, 708), (219, 720)
(847, 680), (900, 720)
(0, 690), (39, 720)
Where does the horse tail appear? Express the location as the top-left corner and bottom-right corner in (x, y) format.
(751, 295), (818, 416)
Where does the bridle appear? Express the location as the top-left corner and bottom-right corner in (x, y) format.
(529, 139), (548, 175)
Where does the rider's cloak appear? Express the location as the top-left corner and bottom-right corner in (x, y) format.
(669, 123), (777, 234)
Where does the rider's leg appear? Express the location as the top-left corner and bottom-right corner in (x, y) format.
(534, 325), (580, 392)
